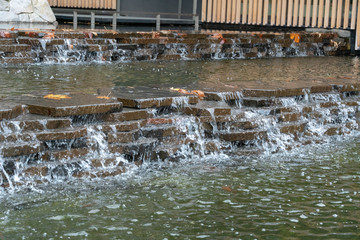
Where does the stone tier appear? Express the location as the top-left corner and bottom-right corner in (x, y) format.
(0, 29), (350, 64)
(1, 84), (360, 188)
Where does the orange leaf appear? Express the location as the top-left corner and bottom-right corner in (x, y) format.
(290, 33), (300, 43)
(96, 96), (110, 100)
(190, 90), (205, 100)
(10, 27), (15, 31)
(222, 186), (232, 192)
(43, 94), (71, 100)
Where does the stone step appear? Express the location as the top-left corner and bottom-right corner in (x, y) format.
(278, 112), (302, 122)
(105, 108), (153, 122)
(242, 88), (305, 98)
(199, 112), (246, 123)
(0, 44), (32, 52)
(279, 122), (307, 135)
(183, 101), (232, 117)
(36, 127), (87, 141)
(41, 147), (89, 161)
(0, 102), (23, 121)
(242, 97), (283, 108)
(0, 114), (71, 132)
(1, 141), (41, 157)
(24, 94), (122, 117)
(219, 130), (268, 142)
(109, 137), (158, 161)
(141, 125), (186, 139)
(99, 119), (147, 133)
(216, 119), (260, 131)
(107, 130), (140, 144)
(109, 86), (198, 109)
(0, 57), (35, 64)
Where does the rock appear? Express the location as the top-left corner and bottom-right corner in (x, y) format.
(0, 0), (56, 23)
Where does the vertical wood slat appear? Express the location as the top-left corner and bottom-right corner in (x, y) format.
(357, 0), (360, 49)
(281, 0), (287, 25)
(216, 0), (221, 22)
(293, 0), (299, 26)
(305, 0), (311, 26)
(287, 0), (293, 26)
(312, 0), (318, 27)
(351, 0), (357, 29)
(236, 0), (242, 23)
(253, 0), (258, 24)
(243, 0), (248, 24)
(221, 0), (226, 23)
(207, 0), (213, 22)
(318, 0), (324, 27)
(336, 0), (343, 28)
(202, 0), (207, 22)
(212, 0), (218, 22)
(257, 0), (263, 24)
(231, 0), (237, 23)
(263, 0), (269, 24)
(331, 0), (337, 28)
(276, 0), (282, 25)
(248, 0), (253, 24)
(298, 0), (305, 26)
(324, 0), (331, 28)
(226, 0), (232, 23)
(271, 0), (277, 25)
(343, 0), (350, 29)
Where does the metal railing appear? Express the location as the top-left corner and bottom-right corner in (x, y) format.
(69, 9), (199, 31)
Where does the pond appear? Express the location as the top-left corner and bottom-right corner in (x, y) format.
(1, 56), (360, 99)
(0, 56), (359, 239)
(0, 137), (359, 239)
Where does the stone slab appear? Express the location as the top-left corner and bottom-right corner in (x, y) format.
(24, 94), (122, 117)
(107, 86), (198, 109)
(219, 130), (267, 142)
(106, 108), (153, 122)
(1, 141), (40, 157)
(0, 102), (23, 121)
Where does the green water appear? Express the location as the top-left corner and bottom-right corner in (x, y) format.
(1, 137), (359, 239)
(1, 56), (360, 99)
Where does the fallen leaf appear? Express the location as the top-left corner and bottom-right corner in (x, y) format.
(222, 186), (232, 192)
(190, 90), (205, 100)
(96, 96), (110, 100)
(10, 27), (15, 31)
(43, 94), (71, 100)
(290, 33), (300, 43)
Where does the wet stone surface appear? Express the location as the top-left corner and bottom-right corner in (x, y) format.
(0, 83), (360, 188)
(23, 94), (123, 117)
(108, 86), (198, 109)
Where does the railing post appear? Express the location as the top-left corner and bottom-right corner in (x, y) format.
(156, 14), (161, 31)
(192, 0), (197, 20)
(178, 0), (183, 19)
(91, 12), (95, 29)
(116, 0), (121, 13)
(194, 15), (199, 31)
(73, 11), (77, 30)
(112, 13), (117, 30)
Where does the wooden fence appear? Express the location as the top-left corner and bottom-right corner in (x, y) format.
(48, 0), (116, 9)
(201, 0), (360, 49)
